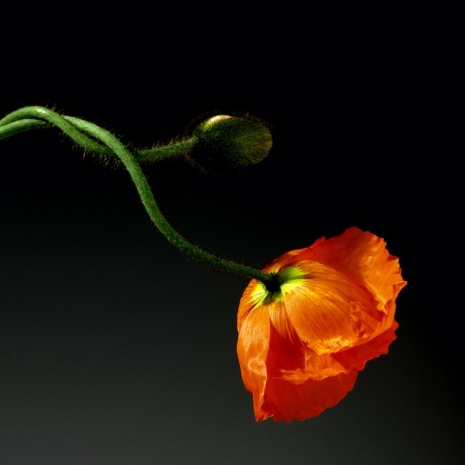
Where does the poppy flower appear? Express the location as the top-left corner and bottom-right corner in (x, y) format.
(237, 227), (406, 422)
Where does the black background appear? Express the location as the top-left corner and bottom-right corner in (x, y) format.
(1, 13), (461, 465)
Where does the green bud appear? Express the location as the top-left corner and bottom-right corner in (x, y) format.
(188, 115), (272, 172)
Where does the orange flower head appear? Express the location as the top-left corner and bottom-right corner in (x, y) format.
(237, 227), (406, 422)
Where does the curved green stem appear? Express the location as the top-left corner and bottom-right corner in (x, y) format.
(0, 106), (274, 285)
(0, 107), (113, 155)
(65, 116), (197, 162)
(67, 118), (273, 283)
(135, 138), (197, 162)
(0, 118), (47, 139)
(0, 107), (196, 163)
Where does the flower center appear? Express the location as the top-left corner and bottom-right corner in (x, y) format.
(265, 273), (282, 294)
(251, 265), (308, 307)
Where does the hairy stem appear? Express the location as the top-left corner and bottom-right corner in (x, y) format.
(0, 106), (273, 284)
(0, 107), (196, 162)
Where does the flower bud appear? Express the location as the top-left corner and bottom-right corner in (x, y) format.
(188, 115), (272, 172)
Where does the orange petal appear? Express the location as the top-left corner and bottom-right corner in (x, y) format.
(267, 308), (349, 382)
(237, 294), (271, 420)
(260, 370), (358, 422)
(241, 313), (359, 422)
(277, 321), (399, 386)
(333, 321), (398, 371)
(291, 227), (406, 333)
(281, 262), (385, 354)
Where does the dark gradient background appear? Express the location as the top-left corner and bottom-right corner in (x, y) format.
(1, 28), (461, 464)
